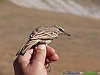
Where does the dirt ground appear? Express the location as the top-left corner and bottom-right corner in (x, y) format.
(0, 1), (100, 75)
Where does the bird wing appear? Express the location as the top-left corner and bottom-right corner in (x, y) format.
(16, 26), (57, 56)
(29, 26), (57, 40)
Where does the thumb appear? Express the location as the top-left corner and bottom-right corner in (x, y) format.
(32, 44), (46, 65)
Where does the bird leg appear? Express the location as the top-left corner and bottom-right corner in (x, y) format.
(45, 59), (51, 72)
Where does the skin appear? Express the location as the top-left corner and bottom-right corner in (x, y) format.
(13, 44), (59, 75)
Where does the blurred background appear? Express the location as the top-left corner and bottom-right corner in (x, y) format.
(0, 0), (100, 75)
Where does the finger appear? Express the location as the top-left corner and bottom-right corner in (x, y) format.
(31, 44), (46, 66)
(47, 53), (59, 62)
(46, 45), (55, 56)
(14, 48), (33, 67)
(46, 46), (59, 61)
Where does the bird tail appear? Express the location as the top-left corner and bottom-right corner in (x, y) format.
(16, 40), (36, 56)
(16, 44), (29, 56)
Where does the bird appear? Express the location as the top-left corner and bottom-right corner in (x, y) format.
(15, 25), (71, 72)
(16, 25), (71, 56)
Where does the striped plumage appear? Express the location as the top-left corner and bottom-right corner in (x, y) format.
(16, 25), (70, 56)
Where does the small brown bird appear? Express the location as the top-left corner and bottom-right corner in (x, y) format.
(16, 25), (70, 72)
(16, 25), (71, 56)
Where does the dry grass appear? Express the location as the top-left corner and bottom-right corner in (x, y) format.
(0, 1), (100, 75)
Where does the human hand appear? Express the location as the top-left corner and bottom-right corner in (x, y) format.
(13, 44), (59, 75)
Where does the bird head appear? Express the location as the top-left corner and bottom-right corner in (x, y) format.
(54, 25), (71, 36)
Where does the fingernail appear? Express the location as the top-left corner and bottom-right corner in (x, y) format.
(36, 44), (46, 50)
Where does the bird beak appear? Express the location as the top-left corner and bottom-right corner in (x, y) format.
(60, 31), (71, 36)
(64, 31), (71, 36)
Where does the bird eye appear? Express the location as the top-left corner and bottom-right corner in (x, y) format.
(59, 28), (64, 32)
